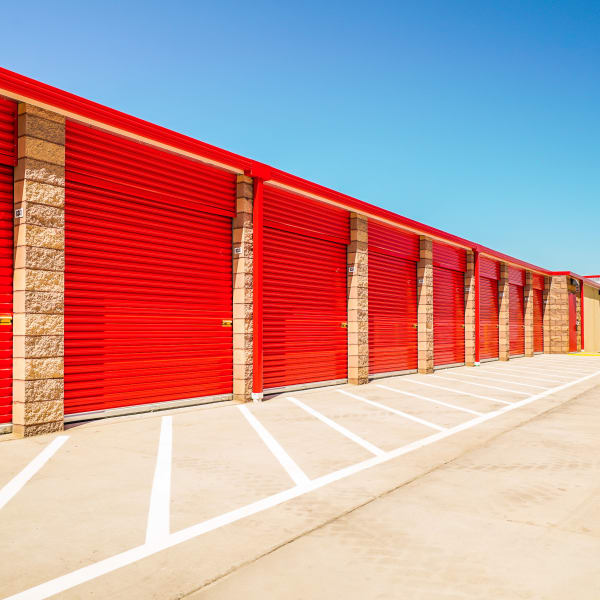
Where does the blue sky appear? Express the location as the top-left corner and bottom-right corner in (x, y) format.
(3, 0), (598, 273)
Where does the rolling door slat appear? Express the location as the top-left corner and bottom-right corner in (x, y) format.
(65, 122), (235, 414)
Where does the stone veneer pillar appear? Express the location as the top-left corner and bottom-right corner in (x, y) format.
(464, 251), (476, 366)
(547, 275), (569, 353)
(524, 271), (534, 357)
(347, 213), (368, 385)
(13, 104), (65, 436)
(232, 174), (253, 402)
(498, 263), (510, 361)
(417, 236), (434, 374)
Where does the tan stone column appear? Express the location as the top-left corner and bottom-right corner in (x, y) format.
(464, 251), (476, 366)
(417, 236), (434, 374)
(524, 271), (534, 357)
(232, 175), (253, 402)
(13, 104), (65, 437)
(498, 263), (510, 361)
(547, 275), (569, 353)
(347, 213), (368, 385)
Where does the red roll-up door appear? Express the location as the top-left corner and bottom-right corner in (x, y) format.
(479, 256), (499, 360)
(532, 273), (545, 353)
(0, 98), (15, 424)
(433, 242), (466, 367)
(569, 293), (577, 352)
(368, 222), (419, 375)
(509, 284), (525, 355)
(0, 98), (16, 165)
(263, 186), (348, 390)
(480, 277), (499, 360)
(533, 288), (544, 353)
(65, 122), (236, 415)
(0, 165), (13, 424)
(508, 267), (525, 356)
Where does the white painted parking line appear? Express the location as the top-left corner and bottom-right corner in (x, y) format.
(0, 435), (68, 512)
(239, 405), (309, 487)
(448, 371), (549, 390)
(528, 363), (592, 374)
(145, 416), (173, 545)
(337, 389), (447, 431)
(484, 367), (570, 381)
(10, 367), (600, 600)
(376, 384), (484, 416)
(403, 378), (513, 404)
(434, 373), (530, 396)
(519, 361), (592, 374)
(288, 397), (386, 457)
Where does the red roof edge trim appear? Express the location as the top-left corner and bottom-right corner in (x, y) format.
(0, 66), (568, 278)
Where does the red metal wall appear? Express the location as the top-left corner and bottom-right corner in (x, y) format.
(0, 98), (15, 424)
(0, 165), (13, 424)
(480, 277), (499, 360)
(533, 288), (544, 353)
(569, 293), (577, 352)
(433, 243), (466, 366)
(509, 283), (525, 355)
(479, 256), (499, 360)
(64, 122), (236, 414)
(0, 97), (16, 165)
(368, 222), (419, 374)
(263, 187), (348, 389)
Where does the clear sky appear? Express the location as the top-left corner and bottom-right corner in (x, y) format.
(3, 0), (598, 273)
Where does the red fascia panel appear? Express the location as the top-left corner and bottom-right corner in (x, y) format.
(0, 67), (558, 277)
(479, 256), (500, 280)
(368, 220), (419, 261)
(508, 266), (525, 286)
(433, 241), (466, 272)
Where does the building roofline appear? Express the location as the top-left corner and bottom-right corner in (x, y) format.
(0, 66), (581, 278)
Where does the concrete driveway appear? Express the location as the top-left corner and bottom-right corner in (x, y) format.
(0, 355), (599, 599)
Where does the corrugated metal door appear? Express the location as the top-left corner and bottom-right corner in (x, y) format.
(532, 274), (544, 353)
(433, 242), (466, 366)
(368, 222), (419, 375)
(533, 288), (544, 353)
(0, 98), (15, 424)
(508, 267), (525, 355)
(569, 293), (577, 352)
(65, 121), (236, 415)
(263, 186), (348, 390)
(0, 97), (16, 164)
(479, 257), (499, 360)
(0, 165), (13, 424)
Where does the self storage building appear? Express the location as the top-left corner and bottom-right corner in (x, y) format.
(0, 67), (596, 437)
